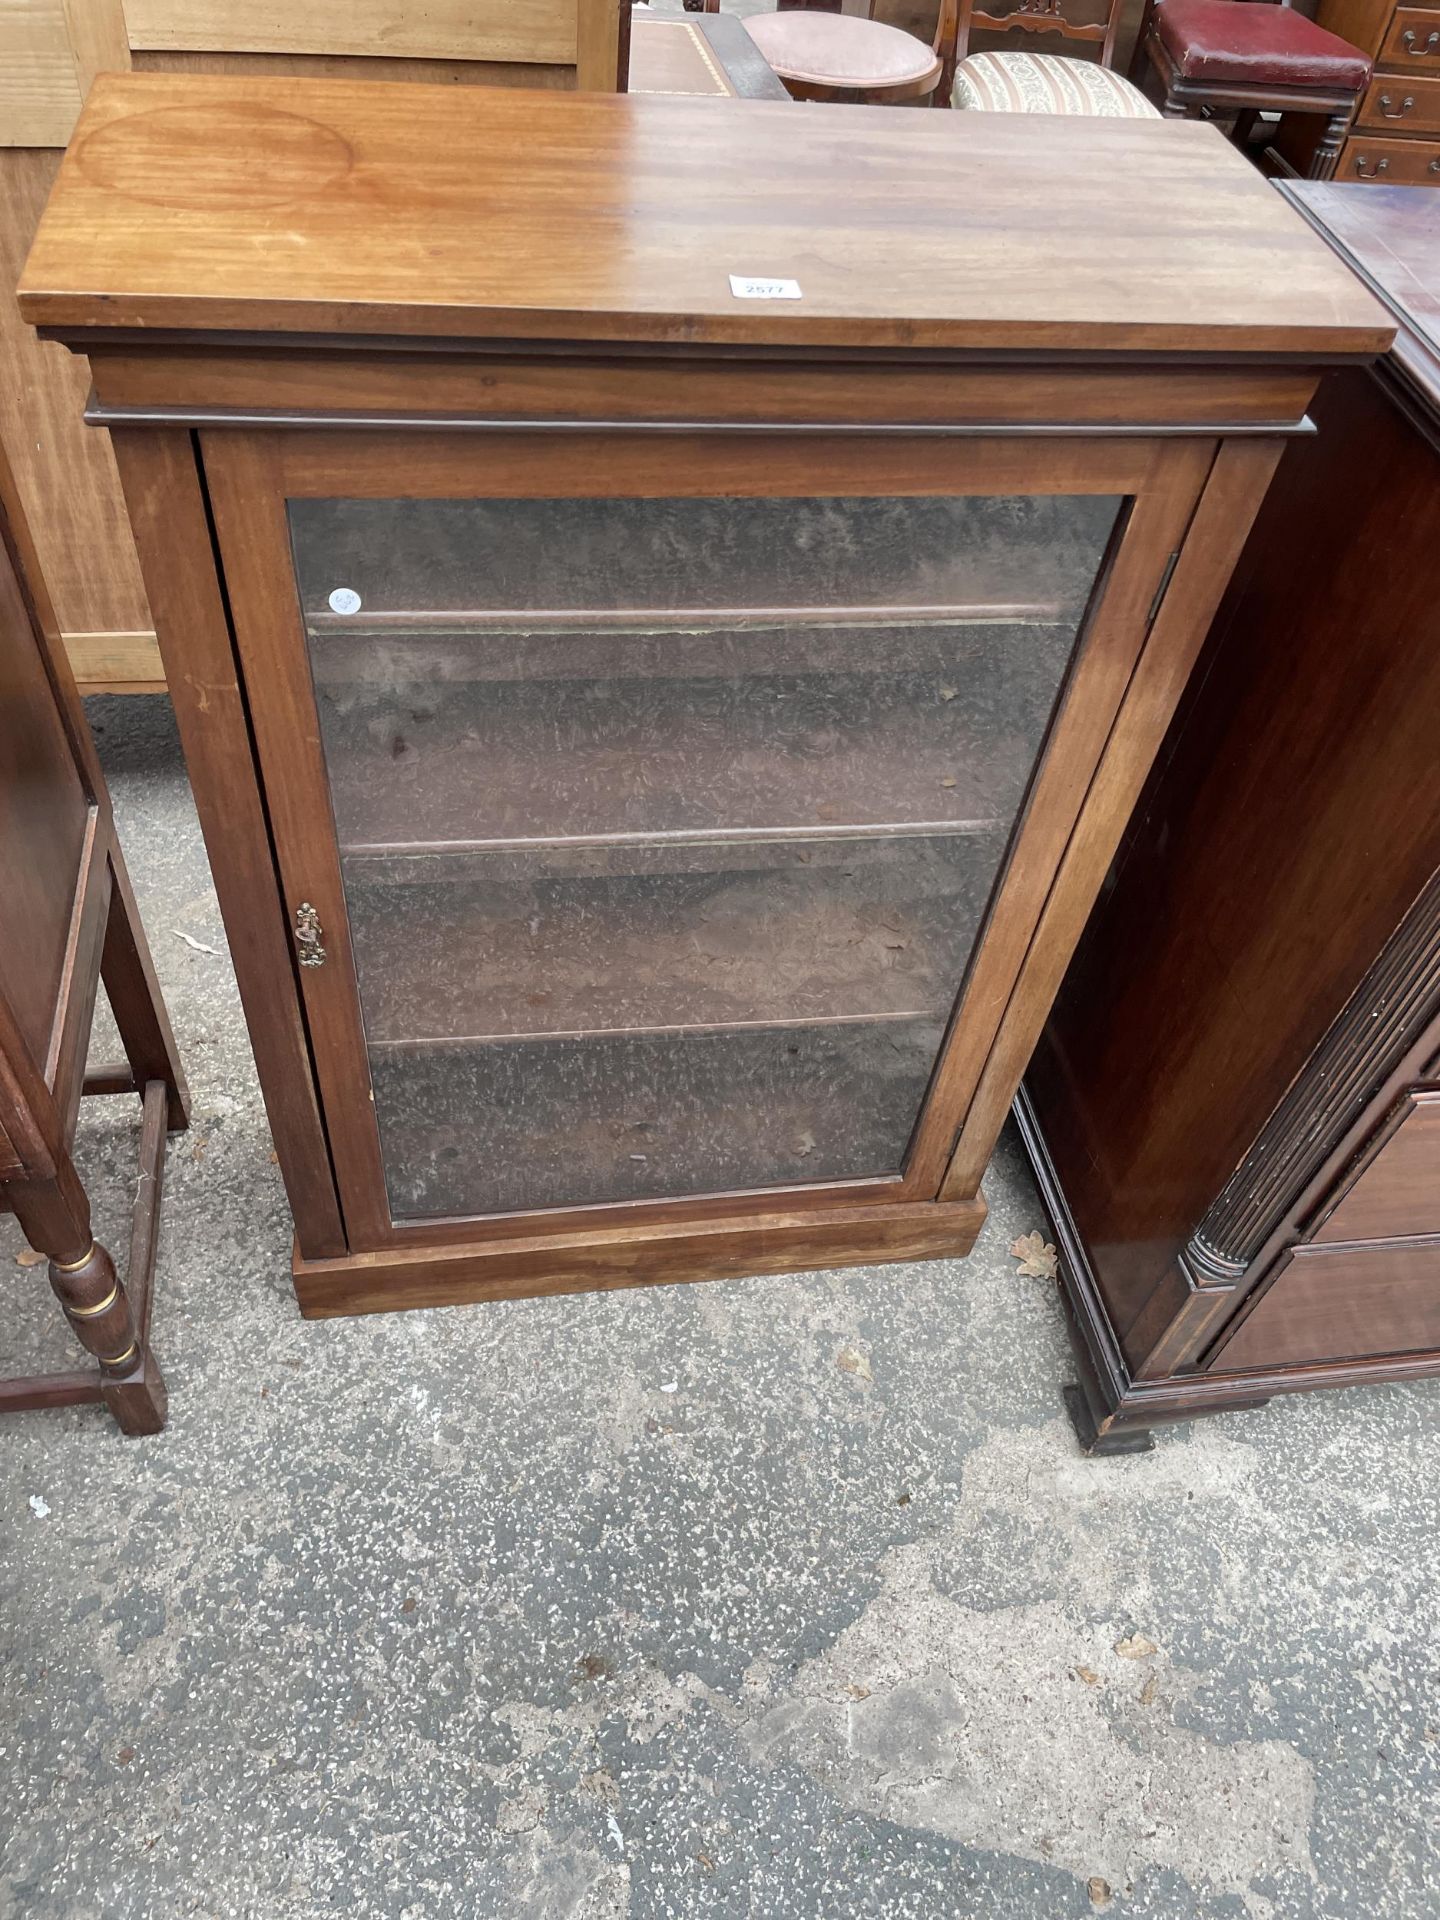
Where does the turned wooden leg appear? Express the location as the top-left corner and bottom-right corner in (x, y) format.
(1310, 108), (1353, 181)
(13, 1163), (168, 1437)
(100, 847), (190, 1135)
(49, 1238), (167, 1436)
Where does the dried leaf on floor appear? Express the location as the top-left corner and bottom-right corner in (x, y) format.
(15, 1247), (45, 1268)
(1115, 1633), (1159, 1660)
(1139, 1672), (1160, 1706)
(1088, 1878), (1112, 1908)
(1010, 1230), (1059, 1279)
(843, 1683), (872, 1701)
(836, 1345), (873, 1384)
(1074, 1665), (1102, 1687)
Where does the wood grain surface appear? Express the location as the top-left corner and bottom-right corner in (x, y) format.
(1285, 181), (1440, 409)
(21, 71), (1392, 355)
(0, 150), (151, 643)
(1214, 1240), (1440, 1369)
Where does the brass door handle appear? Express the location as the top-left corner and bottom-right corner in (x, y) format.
(1352, 155), (1390, 177)
(1378, 91), (1415, 116)
(294, 901), (327, 968)
(1400, 27), (1440, 55)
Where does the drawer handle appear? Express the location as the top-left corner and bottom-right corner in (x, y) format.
(294, 901), (327, 968)
(1353, 154), (1390, 176)
(1378, 91), (1415, 116)
(1400, 26), (1440, 54)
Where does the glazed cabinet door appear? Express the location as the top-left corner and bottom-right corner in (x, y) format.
(200, 428), (1212, 1249)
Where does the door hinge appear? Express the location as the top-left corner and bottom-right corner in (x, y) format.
(1147, 550), (1181, 630)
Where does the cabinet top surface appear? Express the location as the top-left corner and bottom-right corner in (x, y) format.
(19, 72), (1391, 359)
(1284, 182), (1440, 412)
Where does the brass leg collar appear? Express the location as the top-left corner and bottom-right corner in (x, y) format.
(52, 1241), (98, 1275)
(66, 1283), (120, 1321)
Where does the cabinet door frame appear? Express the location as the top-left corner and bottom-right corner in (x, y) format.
(200, 425), (1214, 1252)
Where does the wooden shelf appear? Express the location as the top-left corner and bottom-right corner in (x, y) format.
(291, 492), (1118, 635)
(308, 602), (1067, 642)
(371, 1017), (944, 1220)
(307, 613), (1064, 693)
(346, 830), (999, 1049)
(318, 626), (1073, 855)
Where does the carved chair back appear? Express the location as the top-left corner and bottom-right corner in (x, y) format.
(949, 0), (1130, 70)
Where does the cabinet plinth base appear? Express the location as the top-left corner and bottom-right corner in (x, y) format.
(1062, 1383), (1156, 1456)
(292, 1193), (987, 1319)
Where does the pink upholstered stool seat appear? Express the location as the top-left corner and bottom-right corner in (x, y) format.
(743, 11), (941, 92)
(1153, 0), (1372, 89)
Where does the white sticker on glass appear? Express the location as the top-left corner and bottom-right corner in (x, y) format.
(328, 587), (362, 616)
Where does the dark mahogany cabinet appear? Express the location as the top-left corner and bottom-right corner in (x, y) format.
(20, 76), (1385, 1320)
(1022, 182), (1440, 1449)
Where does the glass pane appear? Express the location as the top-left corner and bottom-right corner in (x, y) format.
(288, 492), (1122, 1221)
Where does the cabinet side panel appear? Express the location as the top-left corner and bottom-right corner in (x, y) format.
(1027, 366), (1440, 1355)
(943, 433), (1282, 1201)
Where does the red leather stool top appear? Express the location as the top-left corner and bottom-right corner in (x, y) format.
(1154, 0), (1372, 88)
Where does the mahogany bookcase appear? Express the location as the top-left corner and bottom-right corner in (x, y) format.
(19, 75), (1387, 1319)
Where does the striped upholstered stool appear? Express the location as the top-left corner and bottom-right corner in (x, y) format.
(948, 0), (1161, 118)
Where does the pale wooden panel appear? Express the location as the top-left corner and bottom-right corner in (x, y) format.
(0, 0), (84, 145)
(133, 47), (573, 91)
(61, 0), (130, 90)
(0, 149), (153, 640)
(123, 0), (579, 65)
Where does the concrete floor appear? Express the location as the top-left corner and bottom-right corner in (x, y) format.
(0, 693), (1436, 1920)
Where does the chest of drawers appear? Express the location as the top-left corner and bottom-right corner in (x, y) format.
(1320, 0), (1440, 179)
(1022, 182), (1440, 1450)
